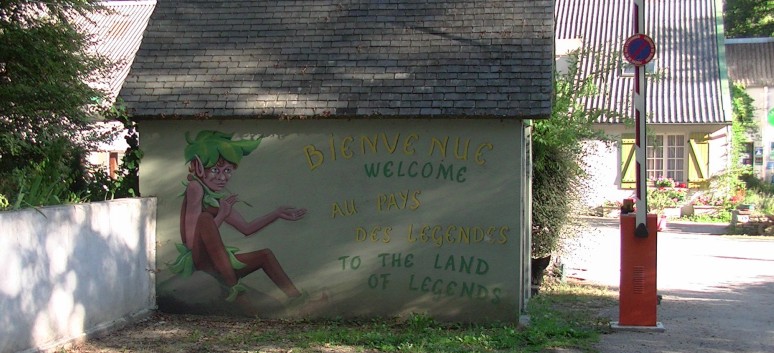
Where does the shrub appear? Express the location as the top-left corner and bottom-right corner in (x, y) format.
(1, 138), (87, 208)
(742, 189), (774, 216)
(532, 143), (576, 258)
(742, 173), (774, 196)
(693, 194), (727, 207)
(0, 102), (141, 211)
(647, 187), (687, 213)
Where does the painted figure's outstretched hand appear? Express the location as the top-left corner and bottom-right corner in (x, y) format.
(226, 204), (306, 235)
(218, 194), (238, 218)
(275, 206), (307, 221)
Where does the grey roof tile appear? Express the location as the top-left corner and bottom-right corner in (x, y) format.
(120, 0), (554, 119)
(555, 0), (730, 124)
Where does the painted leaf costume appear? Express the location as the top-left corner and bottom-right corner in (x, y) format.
(169, 130), (306, 303)
(183, 130), (263, 171)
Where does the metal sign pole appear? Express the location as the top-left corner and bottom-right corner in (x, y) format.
(616, 3), (663, 331)
(633, 0), (649, 237)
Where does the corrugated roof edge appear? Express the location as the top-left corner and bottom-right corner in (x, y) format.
(714, 0), (733, 124)
(130, 114), (550, 121)
(725, 37), (774, 44)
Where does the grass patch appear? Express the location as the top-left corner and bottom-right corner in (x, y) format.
(264, 282), (617, 353)
(523, 281), (618, 351)
(679, 212), (732, 223)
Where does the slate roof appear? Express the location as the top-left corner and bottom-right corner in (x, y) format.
(555, 0), (731, 124)
(118, 0), (554, 119)
(726, 38), (774, 88)
(75, 0), (156, 102)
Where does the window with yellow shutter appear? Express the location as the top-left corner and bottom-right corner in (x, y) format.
(620, 133), (705, 188)
(687, 133), (710, 188)
(620, 134), (636, 189)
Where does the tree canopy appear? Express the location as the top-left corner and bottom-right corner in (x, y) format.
(724, 0), (774, 38)
(0, 1), (122, 207)
(0, 0), (110, 171)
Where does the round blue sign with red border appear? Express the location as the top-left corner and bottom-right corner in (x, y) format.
(623, 34), (656, 66)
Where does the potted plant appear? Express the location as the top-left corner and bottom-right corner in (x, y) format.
(654, 176), (676, 189)
(648, 187), (687, 230)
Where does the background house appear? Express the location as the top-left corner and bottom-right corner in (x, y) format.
(555, 0), (733, 207)
(726, 37), (774, 181)
(76, 0), (156, 177)
(119, 0), (554, 321)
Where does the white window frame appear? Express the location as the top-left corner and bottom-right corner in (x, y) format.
(647, 134), (685, 183)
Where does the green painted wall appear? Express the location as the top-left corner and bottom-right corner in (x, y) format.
(140, 119), (527, 321)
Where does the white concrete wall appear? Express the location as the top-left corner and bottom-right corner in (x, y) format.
(0, 198), (157, 353)
(580, 139), (633, 207)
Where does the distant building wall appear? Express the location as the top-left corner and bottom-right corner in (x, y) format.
(725, 38), (774, 179)
(746, 87), (774, 180)
(0, 198), (157, 353)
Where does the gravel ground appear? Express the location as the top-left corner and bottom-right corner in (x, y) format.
(565, 218), (774, 353)
(61, 313), (374, 353)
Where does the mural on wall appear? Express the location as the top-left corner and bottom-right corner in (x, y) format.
(144, 120), (526, 321)
(169, 131), (325, 313)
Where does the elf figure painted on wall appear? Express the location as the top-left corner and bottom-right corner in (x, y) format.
(169, 130), (314, 308)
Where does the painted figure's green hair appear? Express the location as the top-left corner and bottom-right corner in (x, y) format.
(184, 130), (262, 168)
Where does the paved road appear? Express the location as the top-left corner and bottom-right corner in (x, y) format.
(563, 217), (774, 353)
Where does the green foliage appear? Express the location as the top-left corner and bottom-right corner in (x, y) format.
(2, 138), (87, 209)
(0, 0), (143, 209)
(730, 83), (758, 168)
(731, 83), (757, 128)
(720, 82), (759, 205)
(293, 306), (602, 353)
(184, 130), (262, 168)
(0, 102), (143, 209)
(531, 48), (617, 258)
(0, 0), (120, 207)
(724, 0), (774, 38)
(744, 190), (774, 215)
(87, 101), (143, 199)
(1, 0), (113, 192)
(696, 169), (748, 211)
(682, 211), (733, 223)
(740, 175), (774, 215)
(742, 173), (774, 195)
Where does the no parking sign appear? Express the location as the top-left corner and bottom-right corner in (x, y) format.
(623, 34), (656, 66)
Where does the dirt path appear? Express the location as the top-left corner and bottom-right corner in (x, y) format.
(564, 218), (774, 353)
